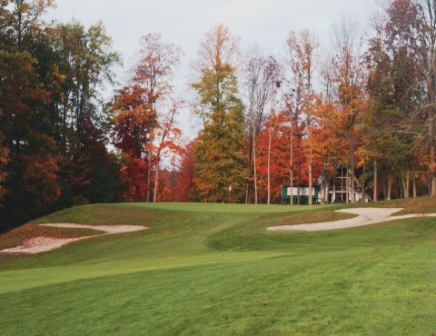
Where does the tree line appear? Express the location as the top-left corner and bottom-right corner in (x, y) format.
(179, 0), (436, 205)
(0, 0), (435, 231)
(0, 0), (122, 231)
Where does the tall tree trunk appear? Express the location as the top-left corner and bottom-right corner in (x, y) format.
(430, 113), (436, 196)
(332, 173), (336, 203)
(253, 129), (258, 204)
(308, 146), (313, 205)
(406, 169), (410, 199)
(361, 165), (365, 203)
(413, 163), (417, 198)
(346, 167), (349, 203)
(373, 157), (378, 202)
(147, 114), (155, 202)
(147, 150), (153, 202)
(267, 124), (272, 205)
(245, 182), (250, 204)
(290, 123), (294, 205)
(321, 159), (328, 204)
(245, 155), (251, 204)
(297, 150), (301, 205)
(307, 116), (313, 205)
(146, 118), (155, 202)
(153, 155), (160, 202)
(401, 170), (407, 200)
(387, 174), (392, 201)
(349, 129), (355, 203)
(245, 134), (253, 204)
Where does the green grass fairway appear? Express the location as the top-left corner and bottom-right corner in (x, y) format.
(1, 200), (436, 335)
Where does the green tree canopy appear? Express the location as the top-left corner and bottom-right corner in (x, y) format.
(192, 24), (246, 202)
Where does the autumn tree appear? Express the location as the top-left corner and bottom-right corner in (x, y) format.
(414, 0), (436, 195)
(311, 100), (346, 203)
(286, 29), (319, 204)
(109, 85), (153, 201)
(0, 1), (122, 231)
(329, 18), (368, 203)
(131, 33), (182, 202)
(52, 21), (120, 207)
(365, 1), (421, 200)
(0, 0), (62, 229)
(243, 51), (281, 204)
(257, 111), (293, 203)
(174, 140), (198, 202)
(152, 98), (184, 202)
(109, 34), (182, 202)
(192, 24), (246, 202)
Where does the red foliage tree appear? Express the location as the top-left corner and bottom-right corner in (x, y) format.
(174, 141), (197, 202)
(109, 85), (154, 201)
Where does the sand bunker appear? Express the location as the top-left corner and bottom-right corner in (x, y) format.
(2, 208), (435, 254)
(268, 208), (436, 232)
(0, 223), (148, 255)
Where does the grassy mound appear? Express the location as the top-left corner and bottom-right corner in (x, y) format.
(0, 200), (435, 335)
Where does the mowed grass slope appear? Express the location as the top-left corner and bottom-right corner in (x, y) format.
(0, 200), (436, 335)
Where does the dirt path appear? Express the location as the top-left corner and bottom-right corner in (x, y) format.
(267, 208), (436, 232)
(0, 223), (148, 255)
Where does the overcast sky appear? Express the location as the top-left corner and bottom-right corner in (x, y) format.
(46, 0), (375, 139)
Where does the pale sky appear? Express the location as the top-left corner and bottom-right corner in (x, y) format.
(46, 0), (374, 139)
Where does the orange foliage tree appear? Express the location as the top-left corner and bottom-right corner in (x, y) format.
(328, 20), (368, 203)
(286, 29), (319, 204)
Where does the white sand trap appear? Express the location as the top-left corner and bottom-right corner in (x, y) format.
(0, 224), (148, 255)
(268, 208), (436, 232)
